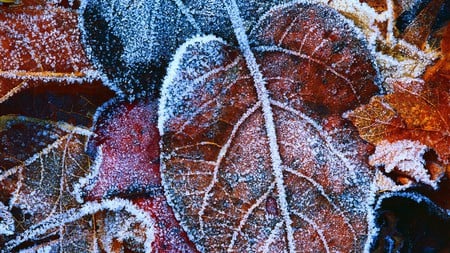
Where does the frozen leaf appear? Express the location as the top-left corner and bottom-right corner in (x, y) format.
(0, 115), (92, 225)
(80, 99), (197, 252)
(346, 77), (450, 164)
(0, 65), (113, 250)
(4, 199), (156, 252)
(79, 0), (292, 99)
(159, 2), (380, 252)
(0, 202), (14, 236)
(401, 0), (445, 49)
(0, 2), (98, 103)
(0, 3), (89, 72)
(0, 117), (95, 251)
(370, 140), (443, 190)
(0, 116), (156, 251)
(134, 197), (198, 252)
(0, 1), (100, 117)
(81, 99), (161, 200)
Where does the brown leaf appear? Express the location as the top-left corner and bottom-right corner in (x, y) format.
(3, 199), (156, 252)
(159, 3), (379, 252)
(0, 115), (93, 249)
(0, 115), (156, 251)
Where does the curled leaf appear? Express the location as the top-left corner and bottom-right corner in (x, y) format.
(370, 140), (442, 190)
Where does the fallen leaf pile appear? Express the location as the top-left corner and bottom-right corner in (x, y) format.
(0, 0), (449, 252)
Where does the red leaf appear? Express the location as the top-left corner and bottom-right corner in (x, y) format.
(86, 100), (161, 200)
(134, 197), (198, 252)
(84, 100), (197, 252)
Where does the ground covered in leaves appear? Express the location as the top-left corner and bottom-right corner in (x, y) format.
(0, 0), (449, 252)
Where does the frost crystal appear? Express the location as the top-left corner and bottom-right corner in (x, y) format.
(0, 202), (14, 236)
(370, 140), (441, 190)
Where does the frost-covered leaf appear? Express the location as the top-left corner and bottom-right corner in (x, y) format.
(4, 199), (155, 252)
(134, 197), (198, 252)
(80, 0), (292, 99)
(0, 115), (157, 251)
(370, 140), (443, 190)
(0, 2), (97, 103)
(159, 2), (380, 252)
(0, 115), (91, 223)
(346, 77), (450, 165)
(80, 0), (448, 100)
(401, 0), (445, 49)
(80, 99), (197, 252)
(82, 99), (161, 200)
(0, 63), (113, 251)
(0, 202), (14, 236)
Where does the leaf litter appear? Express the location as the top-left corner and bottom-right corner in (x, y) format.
(1, 0), (449, 252)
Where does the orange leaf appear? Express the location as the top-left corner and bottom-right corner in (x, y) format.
(347, 77), (450, 164)
(424, 23), (450, 80)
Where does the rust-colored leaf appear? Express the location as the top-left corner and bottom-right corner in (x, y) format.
(424, 23), (450, 80)
(159, 3), (379, 252)
(0, 2), (94, 102)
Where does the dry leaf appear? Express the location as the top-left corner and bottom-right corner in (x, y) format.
(401, 0), (445, 49)
(346, 77), (450, 164)
(0, 115), (156, 251)
(159, 3), (379, 252)
(0, 115), (94, 250)
(2, 0), (449, 252)
(370, 140), (442, 190)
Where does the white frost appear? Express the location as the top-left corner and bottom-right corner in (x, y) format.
(5, 199), (155, 252)
(0, 202), (15, 236)
(158, 34), (227, 134)
(370, 140), (441, 190)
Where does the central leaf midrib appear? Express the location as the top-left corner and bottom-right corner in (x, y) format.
(223, 0), (295, 252)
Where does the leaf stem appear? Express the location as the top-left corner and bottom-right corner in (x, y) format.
(222, 0), (295, 252)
